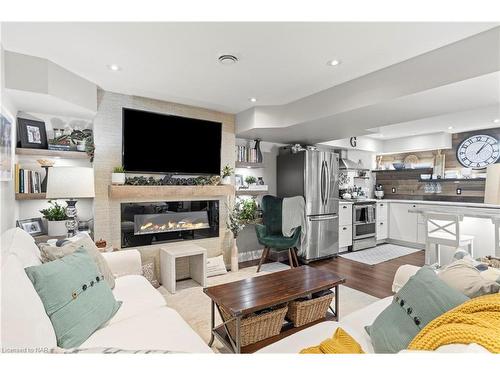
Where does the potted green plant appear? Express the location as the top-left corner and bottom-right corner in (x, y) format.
(221, 165), (234, 185)
(226, 199), (246, 272)
(40, 201), (68, 236)
(112, 166), (126, 185)
(245, 175), (257, 187)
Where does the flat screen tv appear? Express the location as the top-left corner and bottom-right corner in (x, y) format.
(122, 108), (222, 175)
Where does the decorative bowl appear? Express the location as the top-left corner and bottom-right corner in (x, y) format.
(392, 162), (405, 170)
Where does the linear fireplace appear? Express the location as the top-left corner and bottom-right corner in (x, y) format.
(121, 200), (219, 248)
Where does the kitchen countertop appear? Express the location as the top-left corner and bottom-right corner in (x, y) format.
(372, 199), (500, 210)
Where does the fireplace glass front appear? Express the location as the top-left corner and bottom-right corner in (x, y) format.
(121, 200), (219, 248)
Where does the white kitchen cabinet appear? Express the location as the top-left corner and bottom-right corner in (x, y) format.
(376, 201), (388, 241)
(339, 202), (352, 226)
(388, 202), (418, 243)
(339, 224), (352, 248)
(377, 221), (388, 241)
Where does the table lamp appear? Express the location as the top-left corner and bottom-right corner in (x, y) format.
(46, 167), (95, 237)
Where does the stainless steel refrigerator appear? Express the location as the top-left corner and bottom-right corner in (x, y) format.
(277, 147), (339, 263)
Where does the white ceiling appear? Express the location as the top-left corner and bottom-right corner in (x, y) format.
(2, 22), (498, 114)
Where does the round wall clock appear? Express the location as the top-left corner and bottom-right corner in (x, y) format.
(456, 134), (500, 169)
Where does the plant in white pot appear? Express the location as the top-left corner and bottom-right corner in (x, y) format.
(39, 201), (68, 236)
(112, 166), (126, 185)
(245, 175), (257, 187)
(221, 165), (233, 185)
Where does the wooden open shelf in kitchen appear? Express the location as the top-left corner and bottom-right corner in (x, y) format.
(108, 185), (235, 200)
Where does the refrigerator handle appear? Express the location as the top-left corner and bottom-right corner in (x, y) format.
(325, 159), (330, 206)
(320, 160), (325, 206)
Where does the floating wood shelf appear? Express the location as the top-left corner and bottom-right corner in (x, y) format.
(235, 161), (264, 169)
(236, 190), (269, 196)
(16, 147), (90, 159)
(372, 168), (433, 173)
(108, 185), (235, 200)
(15, 193), (47, 200)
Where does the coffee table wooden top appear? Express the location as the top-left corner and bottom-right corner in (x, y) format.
(203, 266), (345, 316)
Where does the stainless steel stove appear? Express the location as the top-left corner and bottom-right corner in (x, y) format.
(350, 200), (377, 251)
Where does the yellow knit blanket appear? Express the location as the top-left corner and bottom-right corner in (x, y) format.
(408, 293), (500, 353)
(300, 328), (364, 354)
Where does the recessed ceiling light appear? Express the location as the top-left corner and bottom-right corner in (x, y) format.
(327, 59), (341, 67)
(249, 97), (257, 103)
(494, 118), (500, 124)
(107, 64), (121, 71)
(448, 126), (454, 130)
(218, 54), (238, 65)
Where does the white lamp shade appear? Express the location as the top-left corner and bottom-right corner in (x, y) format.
(46, 167), (95, 199)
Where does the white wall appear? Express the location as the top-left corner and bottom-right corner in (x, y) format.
(1, 46), (18, 234)
(381, 132), (452, 154)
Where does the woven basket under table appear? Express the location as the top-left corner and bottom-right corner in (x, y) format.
(286, 292), (333, 327)
(220, 304), (288, 347)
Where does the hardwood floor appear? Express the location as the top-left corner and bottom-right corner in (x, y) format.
(240, 249), (425, 299)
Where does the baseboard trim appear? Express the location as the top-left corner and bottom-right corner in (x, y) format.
(385, 238), (424, 249)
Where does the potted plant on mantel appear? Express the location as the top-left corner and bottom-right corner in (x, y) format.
(221, 165), (234, 185)
(226, 198), (258, 272)
(40, 201), (68, 236)
(112, 166), (126, 185)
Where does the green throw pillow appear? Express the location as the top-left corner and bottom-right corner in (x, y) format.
(366, 266), (468, 353)
(25, 247), (122, 349)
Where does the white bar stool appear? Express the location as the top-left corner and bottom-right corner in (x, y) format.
(423, 212), (474, 267)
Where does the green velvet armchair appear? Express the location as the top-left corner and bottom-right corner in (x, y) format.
(255, 195), (301, 272)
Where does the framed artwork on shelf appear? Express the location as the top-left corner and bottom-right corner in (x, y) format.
(16, 218), (47, 236)
(0, 110), (13, 181)
(17, 117), (48, 149)
(235, 174), (243, 188)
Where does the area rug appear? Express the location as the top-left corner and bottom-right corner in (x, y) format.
(157, 263), (378, 353)
(339, 244), (422, 265)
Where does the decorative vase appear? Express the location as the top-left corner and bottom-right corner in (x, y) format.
(257, 177), (264, 185)
(231, 237), (239, 272)
(111, 172), (126, 185)
(222, 176), (232, 185)
(41, 166), (51, 193)
(47, 220), (67, 237)
(254, 139), (263, 163)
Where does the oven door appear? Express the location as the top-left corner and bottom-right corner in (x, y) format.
(353, 204), (376, 224)
(353, 222), (376, 239)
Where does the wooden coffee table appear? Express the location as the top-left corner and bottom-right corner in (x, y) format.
(203, 266), (345, 353)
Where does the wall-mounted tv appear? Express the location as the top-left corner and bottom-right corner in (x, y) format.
(122, 108), (222, 175)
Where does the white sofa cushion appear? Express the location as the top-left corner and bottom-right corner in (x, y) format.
(101, 250), (142, 278)
(109, 275), (167, 325)
(80, 307), (212, 353)
(1, 253), (57, 350)
(257, 297), (392, 354)
(1, 228), (42, 268)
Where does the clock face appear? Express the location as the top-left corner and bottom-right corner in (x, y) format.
(456, 134), (500, 169)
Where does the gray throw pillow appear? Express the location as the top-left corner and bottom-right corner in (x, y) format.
(438, 259), (500, 298)
(366, 266), (469, 353)
(39, 235), (115, 289)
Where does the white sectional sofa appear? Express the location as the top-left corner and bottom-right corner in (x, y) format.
(0, 228), (212, 353)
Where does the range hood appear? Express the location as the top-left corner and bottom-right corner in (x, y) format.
(338, 150), (368, 171)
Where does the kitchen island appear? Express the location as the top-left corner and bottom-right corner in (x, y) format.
(372, 199), (500, 262)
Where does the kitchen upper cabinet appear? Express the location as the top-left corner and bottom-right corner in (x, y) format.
(389, 202), (418, 243)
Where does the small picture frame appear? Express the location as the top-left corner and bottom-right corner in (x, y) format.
(17, 117), (48, 149)
(235, 174), (244, 188)
(16, 218), (46, 236)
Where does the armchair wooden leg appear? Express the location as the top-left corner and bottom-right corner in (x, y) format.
(292, 247), (300, 267)
(288, 249), (295, 268)
(256, 247), (269, 273)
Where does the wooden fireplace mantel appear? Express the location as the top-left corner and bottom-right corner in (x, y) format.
(108, 184), (235, 200)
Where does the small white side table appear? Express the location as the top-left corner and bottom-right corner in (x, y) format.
(160, 244), (207, 294)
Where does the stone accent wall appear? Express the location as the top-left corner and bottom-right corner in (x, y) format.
(93, 90), (235, 278)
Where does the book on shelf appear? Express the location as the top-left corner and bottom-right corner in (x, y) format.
(14, 163), (43, 194)
(235, 145), (258, 163)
